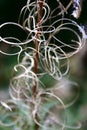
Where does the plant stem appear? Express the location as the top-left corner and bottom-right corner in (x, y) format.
(33, 0), (43, 98)
(32, 1), (43, 130)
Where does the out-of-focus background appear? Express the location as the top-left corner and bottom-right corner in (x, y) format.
(0, 0), (87, 130)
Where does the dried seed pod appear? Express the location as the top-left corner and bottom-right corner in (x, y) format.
(72, 0), (83, 19)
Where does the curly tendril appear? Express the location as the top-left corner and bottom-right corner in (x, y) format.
(0, 0), (86, 130)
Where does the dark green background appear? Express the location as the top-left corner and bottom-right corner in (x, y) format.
(0, 0), (27, 24)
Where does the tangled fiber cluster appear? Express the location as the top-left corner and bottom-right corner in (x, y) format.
(0, 0), (86, 130)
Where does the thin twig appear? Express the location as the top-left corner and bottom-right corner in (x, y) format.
(33, 0), (44, 129)
(33, 0), (44, 98)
